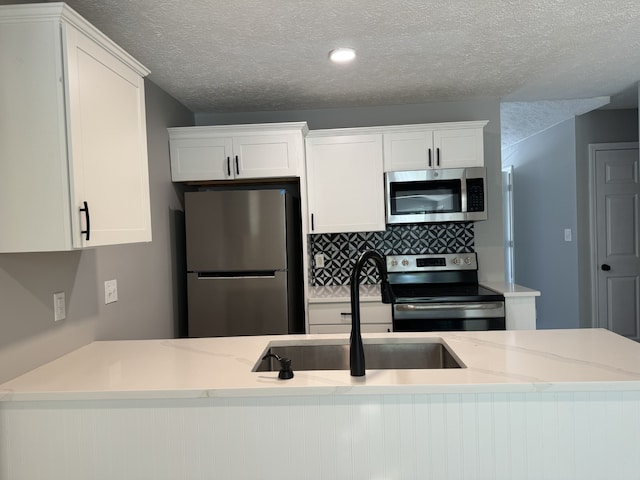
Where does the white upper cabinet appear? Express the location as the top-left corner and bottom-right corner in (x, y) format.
(0, 4), (151, 252)
(168, 123), (308, 182)
(306, 131), (385, 234)
(383, 121), (488, 171)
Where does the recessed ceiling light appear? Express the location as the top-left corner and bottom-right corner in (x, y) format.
(329, 48), (356, 64)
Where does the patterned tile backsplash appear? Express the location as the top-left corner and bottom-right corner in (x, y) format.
(309, 223), (474, 286)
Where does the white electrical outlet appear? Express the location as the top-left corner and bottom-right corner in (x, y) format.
(314, 253), (325, 268)
(53, 292), (66, 322)
(104, 279), (118, 304)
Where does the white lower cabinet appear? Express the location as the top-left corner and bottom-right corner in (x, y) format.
(308, 301), (392, 334)
(0, 4), (151, 252)
(305, 132), (385, 233)
(168, 123), (308, 182)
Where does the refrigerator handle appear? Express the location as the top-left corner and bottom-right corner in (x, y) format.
(196, 271), (280, 279)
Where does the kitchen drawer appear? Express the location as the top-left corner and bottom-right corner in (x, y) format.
(309, 323), (392, 334)
(308, 301), (391, 325)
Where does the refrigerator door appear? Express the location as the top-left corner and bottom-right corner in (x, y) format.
(187, 271), (288, 337)
(185, 190), (287, 271)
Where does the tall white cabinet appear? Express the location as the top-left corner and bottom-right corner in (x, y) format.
(0, 3), (151, 252)
(305, 131), (385, 233)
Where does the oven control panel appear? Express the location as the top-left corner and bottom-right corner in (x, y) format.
(386, 253), (477, 272)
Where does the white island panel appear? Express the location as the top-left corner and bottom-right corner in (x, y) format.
(2, 390), (640, 480)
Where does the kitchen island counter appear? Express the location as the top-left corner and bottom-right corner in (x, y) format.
(1, 328), (639, 401)
(3, 329), (640, 480)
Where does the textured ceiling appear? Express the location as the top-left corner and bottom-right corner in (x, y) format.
(8, 0), (639, 142)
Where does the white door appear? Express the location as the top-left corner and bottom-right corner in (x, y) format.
(592, 143), (640, 341)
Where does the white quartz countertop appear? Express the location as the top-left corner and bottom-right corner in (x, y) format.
(309, 283), (540, 302)
(2, 329), (640, 402)
(481, 282), (541, 297)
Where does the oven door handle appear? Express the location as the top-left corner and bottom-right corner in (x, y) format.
(396, 302), (504, 311)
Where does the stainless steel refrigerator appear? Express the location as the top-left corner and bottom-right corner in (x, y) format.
(185, 188), (304, 337)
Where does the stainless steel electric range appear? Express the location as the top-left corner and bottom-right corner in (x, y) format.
(386, 252), (505, 332)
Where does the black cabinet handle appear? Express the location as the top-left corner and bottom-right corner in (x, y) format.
(601, 264), (611, 271)
(436, 147), (441, 167)
(235, 155), (240, 176)
(311, 213), (315, 231)
(226, 156), (231, 177)
(80, 201), (90, 241)
(428, 148), (432, 167)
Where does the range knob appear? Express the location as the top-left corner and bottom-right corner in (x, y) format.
(452, 257), (461, 265)
(464, 257), (472, 265)
(390, 259), (398, 267)
(401, 258), (409, 267)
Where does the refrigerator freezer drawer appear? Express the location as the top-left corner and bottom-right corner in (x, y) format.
(187, 271), (289, 337)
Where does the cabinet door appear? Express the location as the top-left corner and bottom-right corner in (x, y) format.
(383, 130), (434, 171)
(433, 127), (484, 168)
(65, 24), (151, 247)
(306, 134), (385, 233)
(233, 134), (298, 179)
(170, 136), (234, 181)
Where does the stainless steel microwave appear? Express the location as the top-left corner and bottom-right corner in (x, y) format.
(385, 167), (487, 224)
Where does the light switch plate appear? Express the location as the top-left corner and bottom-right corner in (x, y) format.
(53, 292), (66, 322)
(314, 253), (325, 268)
(564, 228), (572, 242)
(104, 279), (118, 304)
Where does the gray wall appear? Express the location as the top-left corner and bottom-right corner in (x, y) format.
(503, 119), (579, 329)
(0, 80), (194, 383)
(502, 108), (638, 330)
(197, 98), (506, 282)
(575, 109), (639, 327)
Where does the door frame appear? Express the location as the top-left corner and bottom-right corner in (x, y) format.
(588, 141), (639, 328)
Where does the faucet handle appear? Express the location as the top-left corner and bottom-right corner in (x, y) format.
(380, 280), (395, 304)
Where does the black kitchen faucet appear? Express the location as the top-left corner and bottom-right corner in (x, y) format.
(349, 250), (394, 377)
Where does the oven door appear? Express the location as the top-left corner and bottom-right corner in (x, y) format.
(392, 301), (505, 332)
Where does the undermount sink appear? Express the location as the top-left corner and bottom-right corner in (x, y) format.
(254, 339), (463, 372)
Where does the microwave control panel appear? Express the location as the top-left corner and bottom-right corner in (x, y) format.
(466, 178), (485, 212)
